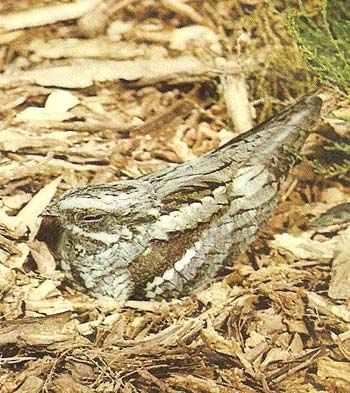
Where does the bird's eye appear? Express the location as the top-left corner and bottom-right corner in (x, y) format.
(80, 214), (105, 222)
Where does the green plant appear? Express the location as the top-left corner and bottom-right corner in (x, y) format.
(285, 0), (350, 97)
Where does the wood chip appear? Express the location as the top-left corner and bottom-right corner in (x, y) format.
(0, 0), (100, 30)
(328, 227), (350, 299)
(17, 176), (62, 235)
(0, 312), (72, 345)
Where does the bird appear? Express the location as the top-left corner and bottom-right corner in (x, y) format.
(38, 94), (322, 300)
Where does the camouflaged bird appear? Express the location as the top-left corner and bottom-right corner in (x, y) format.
(39, 94), (322, 300)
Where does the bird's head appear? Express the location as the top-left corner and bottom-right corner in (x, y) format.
(38, 180), (160, 298)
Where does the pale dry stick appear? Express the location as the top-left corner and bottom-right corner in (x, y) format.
(221, 74), (253, 133)
(0, 0), (99, 30)
(36, 98), (197, 137)
(0, 356), (37, 364)
(280, 177), (298, 202)
(0, 56), (239, 89)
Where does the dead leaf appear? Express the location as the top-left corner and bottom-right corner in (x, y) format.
(271, 232), (337, 259)
(306, 291), (350, 322)
(318, 357), (350, 383)
(16, 376), (44, 393)
(52, 373), (94, 393)
(29, 240), (58, 278)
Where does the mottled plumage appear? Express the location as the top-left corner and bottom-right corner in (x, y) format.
(39, 94), (322, 300)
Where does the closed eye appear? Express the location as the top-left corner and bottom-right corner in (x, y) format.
(81, 214), (105, 222)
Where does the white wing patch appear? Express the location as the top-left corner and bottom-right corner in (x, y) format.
(174, 248), (196, 271)
(145, 243), (198, 298)
(151, 188), (228, 240)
